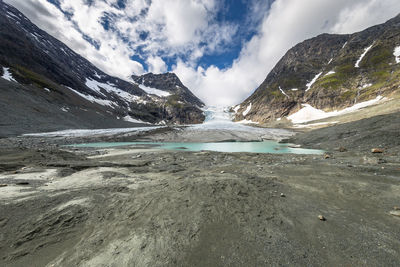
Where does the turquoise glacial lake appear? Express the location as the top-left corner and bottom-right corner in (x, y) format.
(69, 141), (323, 155)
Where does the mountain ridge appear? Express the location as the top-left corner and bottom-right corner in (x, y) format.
(0, 0), (205, 136)
(234, 13), (400, 124)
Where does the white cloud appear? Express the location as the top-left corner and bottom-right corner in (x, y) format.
(4, 0), (400, 106)
(174, 0), (400, 106)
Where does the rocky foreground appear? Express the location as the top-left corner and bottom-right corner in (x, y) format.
(0, 113), (399, 266)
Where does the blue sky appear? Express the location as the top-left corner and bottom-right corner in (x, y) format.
(4, 0), (400, 105)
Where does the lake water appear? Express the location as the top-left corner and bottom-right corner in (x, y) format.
(69, 141), (323, 154)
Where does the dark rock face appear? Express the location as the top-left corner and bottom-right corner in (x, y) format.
(0, 1), (205, 135)
(235, 14), (400, 123)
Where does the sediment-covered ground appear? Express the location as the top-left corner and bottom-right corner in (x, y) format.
(0, 112), (399, 266)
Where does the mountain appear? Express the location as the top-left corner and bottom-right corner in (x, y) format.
(0, 1), (205, 136)
(234, 14), (400, 123)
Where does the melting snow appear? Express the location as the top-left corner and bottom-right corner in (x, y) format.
(237, 119), (259, 125)
(355, 43), (374, 68)
(242, 103), (252, 116)
(394, 46), (400, 64)
(279, 87), (289, 97)
(233, 105), (240, 113)
(137, 84), (171, 97)
(288, 96), (384, 124)
(305, 72), (322, 91)
(324, 71), (336, 76)
(1, 67), (16, 82)
(123, 115), (150, 124)
(67, 87), (115, 107)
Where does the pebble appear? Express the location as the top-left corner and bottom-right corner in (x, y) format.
(220, 171), (225, 174)
(324, 154), (331, 159)
(0, 184), (8, 187)
(318, 215), (326, 221)
(389, 210), (400, 217)
(280, 193), (286, 197)
(371, 148), (384, 153)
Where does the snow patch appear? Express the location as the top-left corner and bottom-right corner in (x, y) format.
(61, 107), (69, 112)
(137, 84), (171, 97)
(324, 71), (336, 76)
(305, 72), (322, 91)
(293, 121), (339, 128)
(342, 41), (348, 49)
(327, 58), (333, 64)
(233, 105), (240, 113)
(44, 88), (51, 92)
(123, 115), (150, 124)
(242, 103), (252, 116)
(279, 86), (289, 97)
(288, 96), (384, 124)
(291, 88), (298, 91)
(1, 67), (16, 82)
(355, 43), (374, 68)
(67, 87), (115, 107)
(361, 83), (372, 89)
(394, 46), (400, 64)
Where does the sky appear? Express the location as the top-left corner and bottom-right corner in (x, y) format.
(4, 0), (400, 106)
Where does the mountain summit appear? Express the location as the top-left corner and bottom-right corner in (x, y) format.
(0, 1), (204, 136)
(234, 14), (400, 123)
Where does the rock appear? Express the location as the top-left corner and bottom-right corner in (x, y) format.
(280, 193), (286, 197)
(324, 154), (331, 159)
(338, 146), (347, 152)
(393, 206), (400, 210)
(362, 156), (379, 164)
(318, 215), (326, 221)
(389, 210), (400, 217)
(0, 184), (7, 187)
(371, 148), (384, 153)
(15, 182), (30, 185)
(220, 171), (225, 174)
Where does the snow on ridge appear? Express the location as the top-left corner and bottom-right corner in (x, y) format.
(233, 105), (240, 113)
(305, 72), (322, 92)
(288, 96), (384, 124)
(355, 43), (374, 68)
(394, 46), (400, 64)
(1, 67), (16, 82)
(279, 86), (289, 97)
(324, 71), (336, 77)
(137, 83), (171, 97)
(85, 78), (144, 105)
(242, 103), (252, 116)
(67, 86), (115, 107)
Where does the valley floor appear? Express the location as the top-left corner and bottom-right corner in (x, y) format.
(0, 112), (399, 266)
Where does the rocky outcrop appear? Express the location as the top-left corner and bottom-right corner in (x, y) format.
(235, 14), (400, 123)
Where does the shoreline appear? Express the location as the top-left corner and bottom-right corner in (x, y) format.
(1, 115), (399, 266)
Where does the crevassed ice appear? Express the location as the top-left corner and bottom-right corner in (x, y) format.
(355, 43), (374, 68)
(305, 72), (322, 91)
